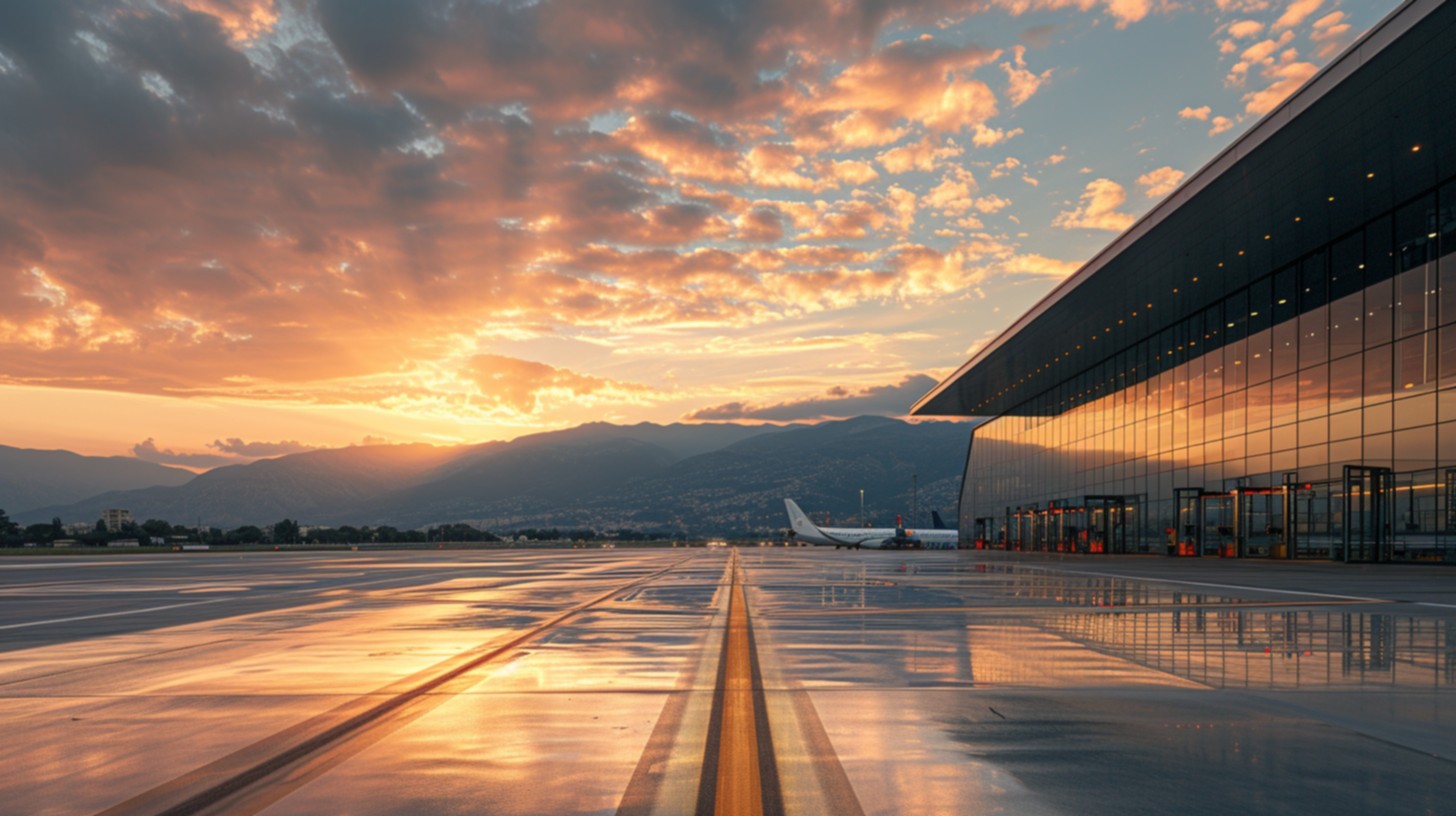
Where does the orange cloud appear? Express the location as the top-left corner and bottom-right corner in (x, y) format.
(876, 138), (964, 174)
(1052, 178), (1136, 232)
(1137, 166), (1185, 198)
(466, 355), (647, 414)
(1000, 45), (1054, 107)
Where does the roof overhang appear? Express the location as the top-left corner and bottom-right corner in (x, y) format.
(912, 0), (1450, 418)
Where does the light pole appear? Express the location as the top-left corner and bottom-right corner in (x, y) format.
(859, 489), (865, 528)
(912, 472), (918, 528)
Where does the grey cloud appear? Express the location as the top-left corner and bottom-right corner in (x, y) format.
(687, 374), (942, 422)
(318, 0), (449, 84)
(0, 217), (45, 266)
(209, 438), (317, 457)
(132, 438), (235, 468)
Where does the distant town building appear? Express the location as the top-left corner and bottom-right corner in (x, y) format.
(64, 522), (93, 536)
(101, 508), (133, 532)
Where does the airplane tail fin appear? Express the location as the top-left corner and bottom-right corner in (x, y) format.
(931, 510), (947, 529)
(784, 499), (824, 539)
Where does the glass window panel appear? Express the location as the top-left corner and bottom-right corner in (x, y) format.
(1246, 454), (1271, 480)
(1394, 392), (1436, 430)
(1226, 287), (1249, 341)
(1226, 339), (1248, 392)
(1249, 275), (1272, 334)
(1440, 325), (1456, 387)
(1396, 265), (1434, 339)
(1440, 389), (1456, 425)
(1442, 179), (1456, 260)
(1247, 381), (1271, 431)
(1329, 292), (1363, 359)
(1225, 433), (1246, 461)
(1330, 409), (1362, 441)
(1299, 363), (1328, 420)
(1205, 353), (1224, 395)
(1365, 277), (1394, 347)
(1187, 355), (1204, 406)
(1205, 395), (1223, 441)
(1330, 438), (1361, 468)
(1298, 444), (1328, 476)
(1364, 432), (1393, 468)
(1395, 193), (1438, 272)
(1272, 321), (1298, 379)
(1329, 352), (1363, 413)
(1364, 402), (1393, 435)
(1273, 266), (1297, 324)
(1396, 331), (1436, 394)
(1247, 429), (1271, 456)
(1272, 449), (1297, 474)
(1225, 389), (1246, 432)
(1330, 230), (1363, 299)
(1438, 421), (1456, 467)
(1248, 327), (1272, 384)
(1363, 343), (1393, 404)
(1271, 372), (1298, 428)
(1299, 416), (1328, 447)
(1366, 213), (1394, 286)
(1299, 305), (1328, 367)
(1300, 251), (1327, 310)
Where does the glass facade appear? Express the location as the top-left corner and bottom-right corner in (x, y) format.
(962, 180), (1456, 561)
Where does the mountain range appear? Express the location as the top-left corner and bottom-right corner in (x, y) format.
(6, 417), (972, 535)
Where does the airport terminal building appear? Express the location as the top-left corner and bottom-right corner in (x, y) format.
(913, 0), (1456, 562)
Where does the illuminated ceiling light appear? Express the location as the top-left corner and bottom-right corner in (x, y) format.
(1412, 145), (1421, 152)
(1430, 232), (1439, 239)
(1238, 250), (1245, 256)
(1278, 298), (1287, 305)
(1295, 216), (1302, 222)
(1227, 322), (1235, 328)
(1328, 196), (1336, 202)
(1146, 303), (1153, 308)
(1366, 172), (1375, 179)
(1264, 234), (1271, 240)
(1218, 262), (1224, 268)
(1193, 277), (1200, 282)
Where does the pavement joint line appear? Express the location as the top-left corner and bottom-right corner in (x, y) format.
(91, 555), (701, 816)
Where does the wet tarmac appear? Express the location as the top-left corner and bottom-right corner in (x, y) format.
(2, 549), (1455, 814)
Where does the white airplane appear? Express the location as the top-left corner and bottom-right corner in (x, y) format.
(784, 499), (959, 550)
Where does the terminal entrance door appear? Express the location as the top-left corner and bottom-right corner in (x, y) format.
(1343, 465), (1393, 563)
(1199, 492), (1236, 557)
(1234, 486), (1290, 559)
(1085, 496), (1126, 554)
(1174, 488), (1204, 556)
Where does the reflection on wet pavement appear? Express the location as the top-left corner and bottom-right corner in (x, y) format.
(2, 549), (1455, 815)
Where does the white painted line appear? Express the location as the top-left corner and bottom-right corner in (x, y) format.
(1029, 566), (1387, 603)
(0, 599), (230, 631)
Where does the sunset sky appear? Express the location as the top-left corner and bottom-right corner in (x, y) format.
(0, 0), (1394, 467)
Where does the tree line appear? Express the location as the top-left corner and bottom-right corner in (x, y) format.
(0, 509), (684, 547)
